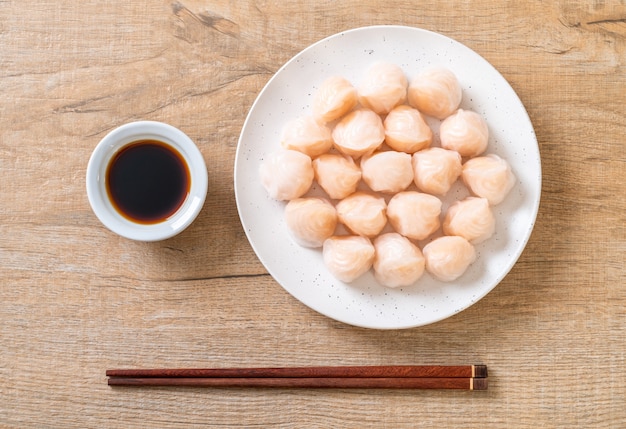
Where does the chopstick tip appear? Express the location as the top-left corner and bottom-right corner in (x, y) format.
(472, 377), (488, 391)
(473, 365), (488, 378)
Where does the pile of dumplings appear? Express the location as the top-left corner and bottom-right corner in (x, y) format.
(259, 62), (516, 288)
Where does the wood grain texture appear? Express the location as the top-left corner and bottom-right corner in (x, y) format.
(1, 0), (625, 427)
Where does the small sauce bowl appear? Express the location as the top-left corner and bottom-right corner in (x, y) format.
(86, 121), (208, 241)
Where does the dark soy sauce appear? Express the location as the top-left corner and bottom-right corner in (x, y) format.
(106, 140), (190, 224)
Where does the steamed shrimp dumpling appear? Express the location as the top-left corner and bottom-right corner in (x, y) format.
(383, 105), (433, 153)
(357, 62), (408, 115)
(386, 191), (442, 240)
(373, 233), (425, 288)
(284, 198), (337, 248)
(462, 154), (516, 205)
(408, 67), (462, 119)
(312, 76), (358, 123)
(412, 147), (462, 196)
(335, 192), (387, 238)
(360, 151), (413, 194)
(443, 197), (495, 244)
(440, 109), (489, 157)
(332, 109), (385, 158)
(280, 115), (333, 158)
(423, 236), (476, 282)
(323, 235), (375, 283)
(259, 150), (313, 201)
(312, 154), (361, 200)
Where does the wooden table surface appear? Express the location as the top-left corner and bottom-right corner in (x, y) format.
(2, 1), (625, 427)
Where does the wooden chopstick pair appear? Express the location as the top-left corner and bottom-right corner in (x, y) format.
(106, 365), (488, 390)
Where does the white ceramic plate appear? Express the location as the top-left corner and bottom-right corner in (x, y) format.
(234, 25), (541, 329)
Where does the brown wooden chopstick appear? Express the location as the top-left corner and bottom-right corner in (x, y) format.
(106, 365), (487, 390)
(106, 364), (487, 379)
(107, 376), (487, 390)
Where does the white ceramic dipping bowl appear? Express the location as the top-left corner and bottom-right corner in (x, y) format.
(86, 121), (208, 241)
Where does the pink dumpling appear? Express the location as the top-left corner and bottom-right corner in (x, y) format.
(259, 150), (313, 201)
(412, 147), (462, 196)
(357, 62), (408, 115)
(442, 197), (495, 244)
(440, 109), (489, 158)
(373, 232), (425, 288)
(462, 154), (516, 205)
(386, 191), (442, 241)
(383, 105), (433, 154)
(423, 236), (476, 282)
(332, 109), (385, 158)
(335, 192), (387, 238)
(360, 151), (413, 194)
(280, 115), (333, 158)
(284, 198), (337, 248)
(312, 75), (358, 123)
(407, 67), (462, 120)
(323, 235), (375, 283)
(312, 153), (362, 200)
